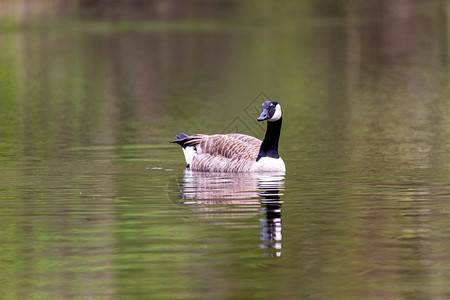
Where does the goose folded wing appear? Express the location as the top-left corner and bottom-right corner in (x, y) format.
(184, 134), (261, 160)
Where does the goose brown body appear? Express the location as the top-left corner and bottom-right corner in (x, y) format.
(176, 134), (262, 172)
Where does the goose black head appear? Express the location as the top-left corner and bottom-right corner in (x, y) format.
(257, 101), (282, 122)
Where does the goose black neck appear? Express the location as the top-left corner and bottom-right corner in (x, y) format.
(257, 117), (282, 161)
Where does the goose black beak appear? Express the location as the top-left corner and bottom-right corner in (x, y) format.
(257, 109), (270, 121)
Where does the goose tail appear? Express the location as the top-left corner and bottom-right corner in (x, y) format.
(170, 132), (190, 147)
(170, 133), (196, 167)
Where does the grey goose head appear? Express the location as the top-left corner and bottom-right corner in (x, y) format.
(257, 101), (282, 122)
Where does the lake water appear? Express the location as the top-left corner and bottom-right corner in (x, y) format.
(1, 1), (450, 299)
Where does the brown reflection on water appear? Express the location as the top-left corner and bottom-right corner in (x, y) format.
(15, 29), (234, 147)
(340, 1), (449, 174)
(344, 3), (448, 296)
(106, 31), (234, 135)
(0, 0), (237, 22)
(171, 170), (284, 257)
(345, 1), (447, 67)
(80, 0), (238, 21)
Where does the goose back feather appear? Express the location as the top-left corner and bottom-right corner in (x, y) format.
(173, 134), (262, 172)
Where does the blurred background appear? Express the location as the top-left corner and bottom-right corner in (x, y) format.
(1, 1), (449, 299)
(1, 0), (449, 148)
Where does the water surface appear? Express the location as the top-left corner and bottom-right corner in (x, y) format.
(1, 1), (450, 299)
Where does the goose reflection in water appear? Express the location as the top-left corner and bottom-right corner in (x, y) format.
(169, 170), (284, 257)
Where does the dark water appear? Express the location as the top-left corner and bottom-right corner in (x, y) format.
(1, 1), (450, 299)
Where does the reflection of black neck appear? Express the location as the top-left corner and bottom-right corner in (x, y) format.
(265, 199), (281, 222)
(260, 189), (282, 254)
(257, 117), (282, 161)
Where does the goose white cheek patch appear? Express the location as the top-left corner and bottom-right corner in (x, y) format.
(269, 104), (282, 122)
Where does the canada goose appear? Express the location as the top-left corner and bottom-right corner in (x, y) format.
(171, 101), (285, 172)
